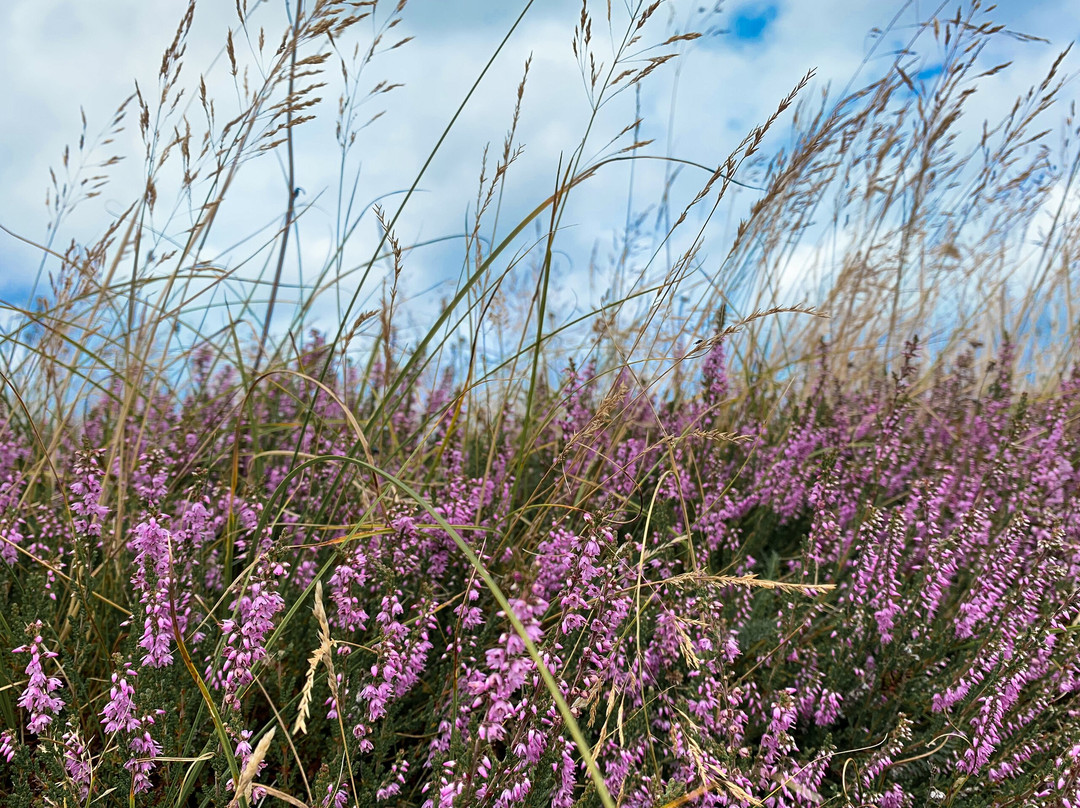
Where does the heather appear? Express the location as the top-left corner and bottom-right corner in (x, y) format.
(1, 1), (1079, 807)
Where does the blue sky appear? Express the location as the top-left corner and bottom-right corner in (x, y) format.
(1, 0), (1078, 348)
(729, 2), (777, 42)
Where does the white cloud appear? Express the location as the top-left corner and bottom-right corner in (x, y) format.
(1, 0), (1075, 362)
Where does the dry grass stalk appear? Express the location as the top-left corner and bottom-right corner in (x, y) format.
(230, 726), (276, 807)
(624, 570), (836, 596)
(659, 430), (755, 449)
(293, 580), (336, 736)
(251, 783), (312, 808)
(554, 380), (629, 470)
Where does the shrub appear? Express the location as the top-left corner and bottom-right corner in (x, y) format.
(1, 1), (1078, 806)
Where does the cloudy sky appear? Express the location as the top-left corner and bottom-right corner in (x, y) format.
(1, 0), (1078, 351)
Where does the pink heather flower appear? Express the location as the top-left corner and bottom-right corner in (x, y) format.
(358, 595), (436, 723)
(43, 559), (63, 601)
(101, 664), (141, 734)
(129, 517), (176, 667)
(352, 721), (374, 754)
(328, 545), (370, 632)
(700, 334), (730, 417)
(177, 496), (214, 551)
(14, 623), (65, 734)
(138, 592), (175, 668)
(70, 450), (109, 538)
(453, 576), (484, 630)
(221, 495), (267, 561)
(0, 729), (16, 763)
(960, 664), (1033, 776)
(0, 519), (23, 566)
(323, 783), (349, 808)
(61, 722), (92, 800)
(862, 715), (913, 788)
(209, 562), (285, 711)
(558, 359), (597, 440)
(129, 517), (173, 586)
(324, 672), (349, 720)
(814, 689), (843, 726)
(98, 662), (162, 792)
(550, 738), (577, 808)
(376, 758), (409, 801)
(126, 716), (162, 794)
(436, 760), (465, 808)
(227, 729), (268, 801)
(514, 728), (548, 765)
(759, 689), (798, 768)
(132, 451), (169, 506)
(494, 774), (531, 808)
(878, 782), (908, 808)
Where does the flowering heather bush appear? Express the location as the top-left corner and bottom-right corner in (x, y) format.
(2, 1), (1079, 806)
(0, 334), (1078, 807)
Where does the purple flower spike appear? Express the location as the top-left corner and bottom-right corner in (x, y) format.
(13, 622), (65, 734)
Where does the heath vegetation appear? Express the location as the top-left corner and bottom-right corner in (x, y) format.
(0, 1), (1078, 806)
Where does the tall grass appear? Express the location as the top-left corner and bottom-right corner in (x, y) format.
(0, 1), (1078, 806)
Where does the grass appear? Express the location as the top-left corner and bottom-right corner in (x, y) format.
(0, 0), (1078, 806)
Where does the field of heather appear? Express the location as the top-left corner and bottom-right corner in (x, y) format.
(1, 1), (1078, 807)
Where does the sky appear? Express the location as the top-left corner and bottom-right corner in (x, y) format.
(1, 0), (1078, 356)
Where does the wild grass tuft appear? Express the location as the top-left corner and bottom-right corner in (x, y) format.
(1, 1), (1078, 806)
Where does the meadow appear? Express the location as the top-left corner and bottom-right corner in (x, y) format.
(0, 1), (1078, 806)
